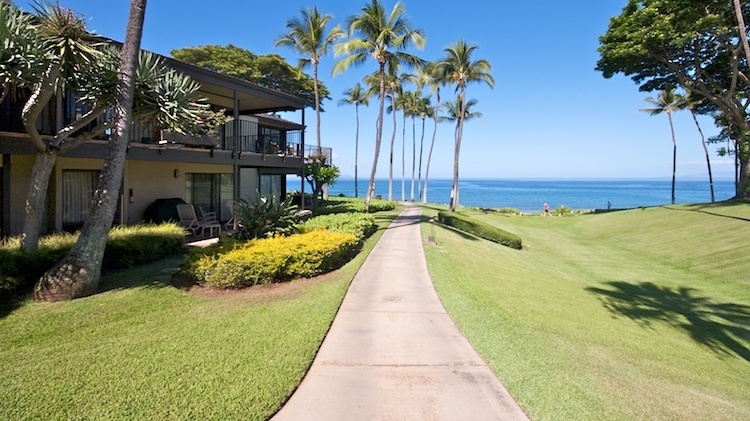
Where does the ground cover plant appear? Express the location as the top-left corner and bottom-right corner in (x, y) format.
(420, 202), (750, 420)
(0, 207), (401, 420)
(0, 224), (185, 296)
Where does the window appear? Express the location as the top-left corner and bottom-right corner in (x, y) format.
(186, 173), (234, 221)
(62, 170), (100, 231)
(260, 174), (282, 201)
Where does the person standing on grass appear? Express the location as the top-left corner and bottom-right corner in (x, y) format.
(544, 203), (549, 216)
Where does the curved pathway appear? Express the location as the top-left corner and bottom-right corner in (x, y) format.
(273, 204), (528, 420)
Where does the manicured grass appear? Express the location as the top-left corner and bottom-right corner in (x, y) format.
(0, 208), (401, 420)
(420, 202), (750, 420)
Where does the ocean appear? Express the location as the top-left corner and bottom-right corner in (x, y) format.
(288, 178), (737, 213)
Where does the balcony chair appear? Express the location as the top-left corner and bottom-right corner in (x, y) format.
(177, 204), (221, 237)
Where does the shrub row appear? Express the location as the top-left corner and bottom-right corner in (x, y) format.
(300, 213), (376, 242)
(0, 223), (186, 296)
(318, 196), (396, 215)
(437, 211), (523, 250)
(187, 231), (359, 288)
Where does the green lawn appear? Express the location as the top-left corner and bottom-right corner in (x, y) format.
(0, 208), (400, 420)
(421, 201), (750, 420)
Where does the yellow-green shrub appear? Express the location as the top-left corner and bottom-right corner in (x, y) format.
(189, 231), (358, 288)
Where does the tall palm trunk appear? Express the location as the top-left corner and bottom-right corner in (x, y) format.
(450, 88), (467, 211)
(388, 93), (397, 201)
(365, 62), (386, 211)
(354, 102), (359, 197)
(423, 88), (439, 204)
(417, 115), (425, 201)
(410, 115), (416, 201)
(688, 110), (714, 202)
(667, 111), (676, 204)
(34, 0), (147, 302)
(401, 112), (406, 201)
(313, 61), (321, 149)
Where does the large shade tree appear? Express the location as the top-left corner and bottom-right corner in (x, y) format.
(337, 83), (370, 197)
(597, 0), (750, 198)
(275, 7), (343, 150)
(171, 44), (329, 109)
(434, 40), (494, 211)
(35, 0), (148, 301)
(639, 88), (681, 205)
(334, 0), (424, 211)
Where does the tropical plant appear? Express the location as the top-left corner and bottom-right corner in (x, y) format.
(676, 92), (715, 202)
(35, 0), (148, 302)
(338, 83), (371, 197)
(300, 154), (341, 214)
(234, 193), (301, 240)
(275, 7), (343, 150)
(442, 96), (483, 208)
(639, 88), (681, 205)
(368, 65), (404, 201)
(434, 40), (494, 211)
(420, 62), (442, 204)
(334, 0), (425, 211)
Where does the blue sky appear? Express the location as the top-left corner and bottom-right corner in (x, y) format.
(15, 0), (736, 180)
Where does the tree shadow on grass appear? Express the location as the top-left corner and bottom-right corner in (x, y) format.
(587, 281), (750, 362)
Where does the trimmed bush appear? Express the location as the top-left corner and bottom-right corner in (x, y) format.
(438, 211), (523, 250)
(317, 196), (396, 214)
(188, 231), (359, 288)
(300, 213), (376, 242)
(0, 223), (185, 296)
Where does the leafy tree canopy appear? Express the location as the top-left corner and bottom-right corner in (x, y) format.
(596, 0), (750, 197)
(171, 44), (330, 109)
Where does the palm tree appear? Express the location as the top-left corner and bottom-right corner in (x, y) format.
(393, 89), (409, 201)
(334, 0), (424, 211)
(443, 98), (483, 181)
(434, 40), (494, 211)
(640, 88), (680, 204)
(35, 0), (148, 301)
(275, 7), (343, 150)
(338, 83), (370, 197)
(366, 65), (403, 201)
(400, 90), (420, 201)
(421, 62), (442, 204)
(676, 92), (715, 202)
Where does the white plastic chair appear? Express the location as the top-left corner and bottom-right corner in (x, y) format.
(177, 204), (221, 237)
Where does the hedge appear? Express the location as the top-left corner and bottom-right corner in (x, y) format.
(187, 231), (359, 288)
(437, 211), (523, 250)
(317, 196), (396, 215)
(300, 213), (376, 242)
(0, 223), (186, 296)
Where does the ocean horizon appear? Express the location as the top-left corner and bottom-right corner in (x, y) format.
(287, 177), (737, 213)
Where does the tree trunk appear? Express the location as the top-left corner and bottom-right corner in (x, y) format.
(417, 116), (425, 201)
(355, 103), (359, 198)
(738, 131), (750, 198)
(21, 152), (57, 251)
(314, 62), (321, 150)
(388, 93), (396, 201)
(733, 0), (750, 68)
(34, 0), (147, 302)
(450, 88), (467, 212)
(410, 116), (415, 202)
(667, 111), (676, 204)
(689, 110), (714, 202)
(401, 113), (406, 201)
(365, 62), (386, 212)
(423, 89), (439, 204)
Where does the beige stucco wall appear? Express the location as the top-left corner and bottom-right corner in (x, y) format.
(6, 156), (235, 235)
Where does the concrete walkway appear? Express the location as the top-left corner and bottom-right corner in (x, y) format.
(272, 204), (528, 420)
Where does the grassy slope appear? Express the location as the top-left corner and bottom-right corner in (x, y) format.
(0, 209), (400, 420)
(421, 201), (750, 420)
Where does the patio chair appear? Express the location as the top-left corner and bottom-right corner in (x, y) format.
(224, 200), (241, 231)
(196, 206), (219, 224)
(177, 203), (221, 237)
